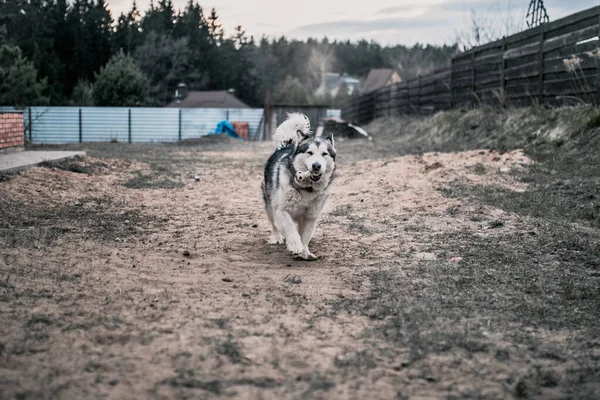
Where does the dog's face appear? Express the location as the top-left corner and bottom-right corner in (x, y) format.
(293, 133), (336, 183)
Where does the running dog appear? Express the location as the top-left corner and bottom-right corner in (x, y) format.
(261, 113), (336, 260)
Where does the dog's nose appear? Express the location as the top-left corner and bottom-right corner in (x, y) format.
(312, 162), (322, 172)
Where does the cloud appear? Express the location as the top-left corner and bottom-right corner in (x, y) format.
(291, 16), (449, 37)
(376, 5), (423, 15)
(257, 23), (281, 28)
(543, 0), (598, 11)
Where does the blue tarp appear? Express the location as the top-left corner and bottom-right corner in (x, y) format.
(211, 120), (243, 140)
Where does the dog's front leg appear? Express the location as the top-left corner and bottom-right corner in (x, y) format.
(274, 210), (303, 255)
(299, 216), (319, 261)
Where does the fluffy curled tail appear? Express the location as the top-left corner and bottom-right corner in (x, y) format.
(272, 113), (310, 149)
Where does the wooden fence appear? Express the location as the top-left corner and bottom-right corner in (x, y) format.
(342, 5), (600, 124)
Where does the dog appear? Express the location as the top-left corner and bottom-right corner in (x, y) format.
(261, 113), (336, 260)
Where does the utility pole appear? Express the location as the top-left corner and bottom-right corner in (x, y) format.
(526, 0), (550, 28)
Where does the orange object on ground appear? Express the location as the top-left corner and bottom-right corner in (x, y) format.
(231, 122), (249, 140)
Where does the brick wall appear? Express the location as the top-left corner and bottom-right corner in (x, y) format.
(0, 112), (25, 150)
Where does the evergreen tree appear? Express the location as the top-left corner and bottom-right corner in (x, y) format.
(113, 1), (142, 54)
(207, 8), (223, 45)
(0, 0), (460, 107)
(134, 32), (190, 105)
(272, 75), (310, 105)
(142, 0), (175, 36)
(92, 50), (149, 106)
(70, 79), (94, 105)
(0, 45), (48, 107)
(173, 0), (211, 90)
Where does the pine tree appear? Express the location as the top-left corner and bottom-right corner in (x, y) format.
(207, 8), (223, 45)
(114, 1), (142, 54)
(272, 75), (310, 105)
(0, 45), (48, 107)
(92, 50), (149, 106)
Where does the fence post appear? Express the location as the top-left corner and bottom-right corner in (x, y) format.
(537, 23), (546, 104)
(597, 8), (600, 105)
(391, 84), (398, 117)
(128, 108), (132, 143)
(500, 37), (506, 107)
(450, 62), (454, 109)
(471, 51), (476, 107)
(78, 108), (82, 143)
(178, 109), (182, 141)
(28, 108), (32, 143)
(418, 75), (422, 114)
(407, 80), (411, 114)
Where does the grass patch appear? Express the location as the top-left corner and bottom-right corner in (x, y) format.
(216, 336), (244, 364)
(329, 204), (353, 217)
(0, 195), (158, 248)
(123, 171), (184, 190)
(38, 156), (110, 175)
(330, 111), (600, 398)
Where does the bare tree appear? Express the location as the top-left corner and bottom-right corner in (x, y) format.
(455, 0), (524, 51)
(307, 46), (336, 93)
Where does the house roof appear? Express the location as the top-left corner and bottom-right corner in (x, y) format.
(166, 90), (249, 108)
(361, 69), (397, 93)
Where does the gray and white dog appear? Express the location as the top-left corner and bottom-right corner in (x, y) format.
(261, 113), (336, 260)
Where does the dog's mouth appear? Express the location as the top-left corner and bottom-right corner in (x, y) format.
(310, 174), (322, 182)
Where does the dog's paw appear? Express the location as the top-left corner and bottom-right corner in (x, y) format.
(286, 239), (304, 255)
(296, 251), (318, 261)
(268, 233), (284, 245)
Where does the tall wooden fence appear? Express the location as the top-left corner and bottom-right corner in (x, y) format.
(342, 5), (600, 124)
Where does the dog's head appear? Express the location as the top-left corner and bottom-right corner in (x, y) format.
(292, 131), (336, 183)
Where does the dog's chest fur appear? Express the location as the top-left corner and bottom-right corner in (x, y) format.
(281, 184), (328, 219)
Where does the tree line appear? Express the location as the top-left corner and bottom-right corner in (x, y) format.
(0, 0), (458, 108)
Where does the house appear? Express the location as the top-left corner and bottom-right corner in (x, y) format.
(166, 84), (249, 108)
(361, 69), (402, 93)
(315, 73), (361, 97)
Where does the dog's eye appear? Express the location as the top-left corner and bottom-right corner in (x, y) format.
(322, 152), (328, 157)
(307, 151), (313, 155)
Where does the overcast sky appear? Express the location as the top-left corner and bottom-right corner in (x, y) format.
(107, 0), (599, 45)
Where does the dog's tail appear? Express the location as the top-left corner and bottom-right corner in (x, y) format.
(272, 113), (310, 149)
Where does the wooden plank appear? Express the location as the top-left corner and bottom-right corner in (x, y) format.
(505, 24), (543, 49)
(544, 77), (600, 96)
(544, 56), (598, 74)
(538, 23), (545, 101)
(544, 41), (599, 62)
(477, 74), (501, 86)
(505, 61), (539, 80)
(475, 48), (503, 63)
(505, 53), (539, 69)
(504, 41), (539, 60)
(470, 52), (476, 101)
(514, 6), (599, 44)
(597, 7), (600, 105)
(454, 6), (599, 59)
(543, 12), (599, 41)
(475, 64), (501, 77)
(543, 25), (599, 54)
(500, 36), (507, 105)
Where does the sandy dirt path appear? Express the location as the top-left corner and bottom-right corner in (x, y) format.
(0, 142), (531, 399)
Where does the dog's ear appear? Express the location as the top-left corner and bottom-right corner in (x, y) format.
(324, 133), (335, 147)
(296, 130), (308, 143)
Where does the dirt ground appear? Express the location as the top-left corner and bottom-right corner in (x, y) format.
(1, 124), (599, 399)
